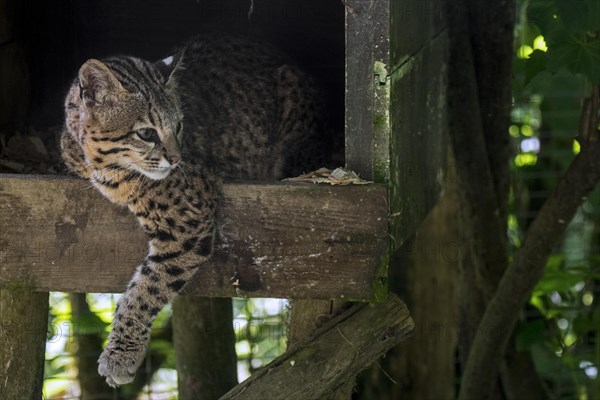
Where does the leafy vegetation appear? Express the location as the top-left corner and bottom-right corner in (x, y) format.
(42, 295), (288, 399)
(511, 0), (600, 397)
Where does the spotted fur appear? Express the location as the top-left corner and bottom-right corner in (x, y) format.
(60, 35), (327, 387)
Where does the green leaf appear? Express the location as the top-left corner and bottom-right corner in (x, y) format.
(572, 315), (594, 336)
(534, 273), (583, 294)
(534, 69), (587, 139)
(547, 33), (600, 83)
(531, 342), (570, 382)
(534, 255), (586, 295)
(516, 319), (547, 351)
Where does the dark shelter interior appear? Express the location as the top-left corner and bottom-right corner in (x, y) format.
(1, 0), (345, 169)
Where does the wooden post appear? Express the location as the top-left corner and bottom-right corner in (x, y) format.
(0, 289), (49, 399)
(173, 297), (238, 399)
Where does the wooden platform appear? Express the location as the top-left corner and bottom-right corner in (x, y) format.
(0, 174), (388, 300)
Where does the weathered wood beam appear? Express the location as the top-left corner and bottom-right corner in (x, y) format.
(0, 174), (388, 299)
(220, 294), (413, 400)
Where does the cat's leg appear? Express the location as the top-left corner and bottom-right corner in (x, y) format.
(97, 243), (209, 387)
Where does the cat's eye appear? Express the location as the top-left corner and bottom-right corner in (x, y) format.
(176, 122), (183, 133)
(136, 128), (159, 143)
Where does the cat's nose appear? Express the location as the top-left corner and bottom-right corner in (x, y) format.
(168, 154), (180, 165)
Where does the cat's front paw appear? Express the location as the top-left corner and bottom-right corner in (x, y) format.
(98, 342), (146, 387)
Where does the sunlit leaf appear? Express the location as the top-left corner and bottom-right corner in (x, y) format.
(533, 256), (587, 295)
(533, 35), (548, 52)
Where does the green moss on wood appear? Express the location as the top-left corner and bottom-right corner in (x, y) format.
(373, 160), (389, 184)
(373, 113), (386, 129)
(371, 252), (389, 303)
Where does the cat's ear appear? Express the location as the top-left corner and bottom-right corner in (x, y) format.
(78, 59), (124, 109)
(154, 51), (183, 84)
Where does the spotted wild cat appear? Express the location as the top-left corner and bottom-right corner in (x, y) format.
(60, 35), (329, 387)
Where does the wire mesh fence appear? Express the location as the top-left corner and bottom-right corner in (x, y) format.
(42, 293), (288, 399)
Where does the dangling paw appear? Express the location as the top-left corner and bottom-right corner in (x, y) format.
(98, 342), (146, 387)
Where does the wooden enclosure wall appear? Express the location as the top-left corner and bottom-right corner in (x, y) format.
(344, 0), (447, 249)
(389, 0), (448, 247)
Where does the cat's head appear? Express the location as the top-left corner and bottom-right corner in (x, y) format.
(67, 54), (184, 180)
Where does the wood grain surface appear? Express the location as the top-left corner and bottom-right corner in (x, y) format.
(0, 174), (388, 299)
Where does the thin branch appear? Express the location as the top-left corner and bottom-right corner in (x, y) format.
(458, 92), (600, 400)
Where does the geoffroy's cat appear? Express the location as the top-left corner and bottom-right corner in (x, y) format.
(60, 35), (329, 386)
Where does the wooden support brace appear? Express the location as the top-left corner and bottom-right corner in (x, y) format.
(220, 294), (413, 400)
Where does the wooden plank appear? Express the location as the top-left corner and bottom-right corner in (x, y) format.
(372, 0), (391, 183)
(388, 25), (448, 249)
(343, 0), (391, 302)
(0, 174), (388, 299)
(345, 0), (376, 180)
(389, 0), (447, 67)
(221, 294), (414, 400)
(344, 0), (391, 183)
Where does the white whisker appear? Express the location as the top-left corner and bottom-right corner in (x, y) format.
(177, 163), (191, 186)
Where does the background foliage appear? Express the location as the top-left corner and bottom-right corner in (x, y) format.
(512, 0), (600, 398)
(43, 295), (287, 399)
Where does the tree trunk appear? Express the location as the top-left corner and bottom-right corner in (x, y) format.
(0, 289), (48, 400)
(172, 296), (237, 400)
(223, 294), (413, 400)
(70, 293), (113, 399)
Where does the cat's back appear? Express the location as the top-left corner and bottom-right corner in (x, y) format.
(182, 35), (291, 74)
(176, 35), (326, 180)
(177, 35), (295, 117)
